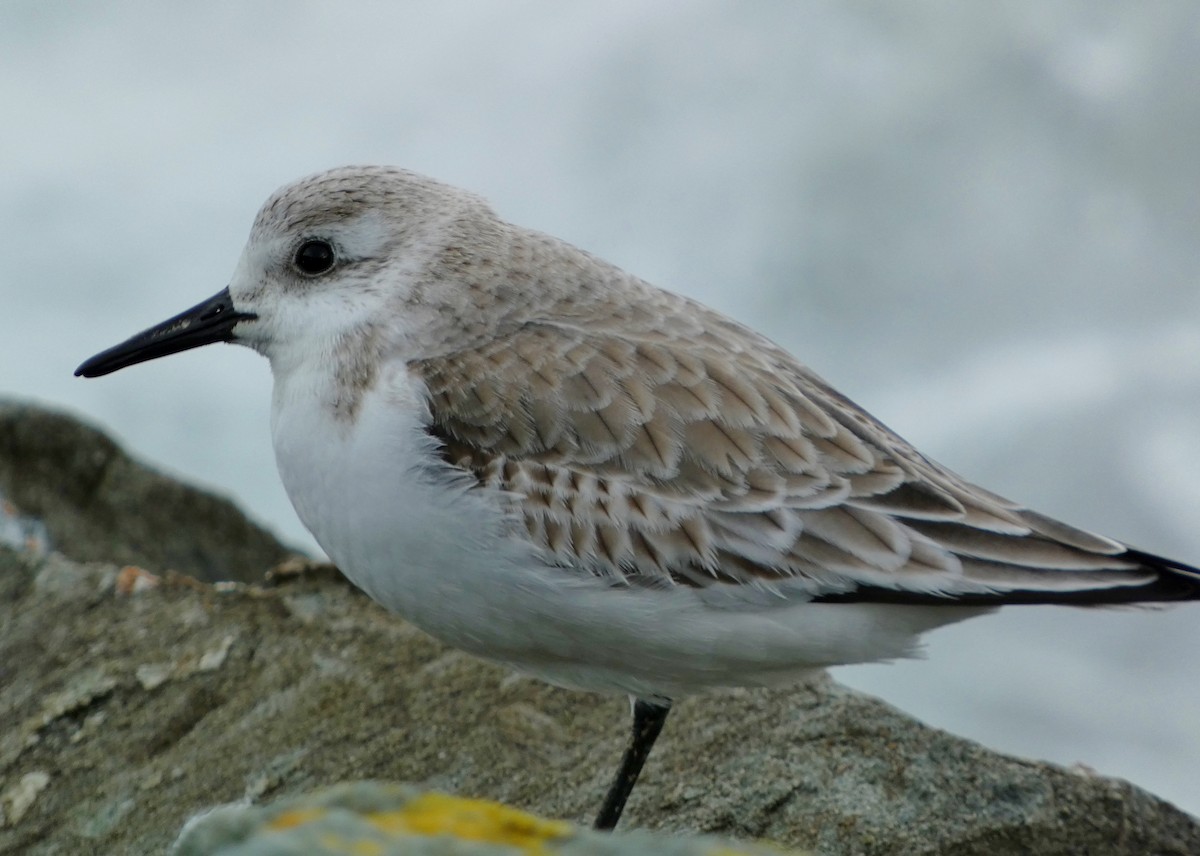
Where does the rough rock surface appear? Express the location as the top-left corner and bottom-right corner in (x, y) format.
(2, 546), (1198, 856)
(0, 401), (294, 582)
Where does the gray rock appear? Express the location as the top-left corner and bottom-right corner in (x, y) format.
(0, 401), (294, 581)
(1, 548), (1196, 855)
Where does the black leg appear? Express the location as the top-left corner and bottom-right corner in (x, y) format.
(593, 698), (671, 831)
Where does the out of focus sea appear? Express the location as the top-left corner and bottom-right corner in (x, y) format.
(2, 2), (1197, 816)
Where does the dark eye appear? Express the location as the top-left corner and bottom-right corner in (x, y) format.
(294, 239), (336, 276)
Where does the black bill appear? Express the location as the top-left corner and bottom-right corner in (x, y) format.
(75, 288), (256, 378)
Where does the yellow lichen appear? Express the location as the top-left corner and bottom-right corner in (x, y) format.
(267, 807), (328, 830)
(367, 793), (573, 852)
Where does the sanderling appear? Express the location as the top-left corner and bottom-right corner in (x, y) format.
(76, 166), (1200, 830)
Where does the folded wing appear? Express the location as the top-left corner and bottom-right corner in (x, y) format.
(412, 294), (1200, 607)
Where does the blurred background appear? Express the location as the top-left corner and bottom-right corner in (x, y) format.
(3, 1), (1198, 816)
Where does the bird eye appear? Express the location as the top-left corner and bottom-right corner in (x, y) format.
(294, 239), (336, 276)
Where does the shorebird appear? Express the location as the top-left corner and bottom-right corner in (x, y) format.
(76, 166), (1200, 830)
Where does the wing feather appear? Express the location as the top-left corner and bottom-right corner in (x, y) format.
(412, 301), (1197, 605)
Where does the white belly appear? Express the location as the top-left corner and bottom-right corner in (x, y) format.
(268, 361), (981, 699)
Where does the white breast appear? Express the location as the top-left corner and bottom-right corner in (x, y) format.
(269, 361), (530, 646)
(267, 360), (982, 699)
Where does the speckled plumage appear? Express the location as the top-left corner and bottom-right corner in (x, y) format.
(414, 285), (1160, 599)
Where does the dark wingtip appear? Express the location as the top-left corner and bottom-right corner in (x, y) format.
(1122, 548), (1200, 592)
(814, 548), (1200, 607)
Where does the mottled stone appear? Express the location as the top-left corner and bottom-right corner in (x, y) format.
(0, 400), (295, 581)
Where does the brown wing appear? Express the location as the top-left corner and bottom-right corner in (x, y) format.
(411, 296), (1196, 604)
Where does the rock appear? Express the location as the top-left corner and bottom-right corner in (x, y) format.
(1, 548), (1197, 855)
(0, 772), (51, 829)
(170, 782), (808, 855)
(0, 401), (295, 581)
